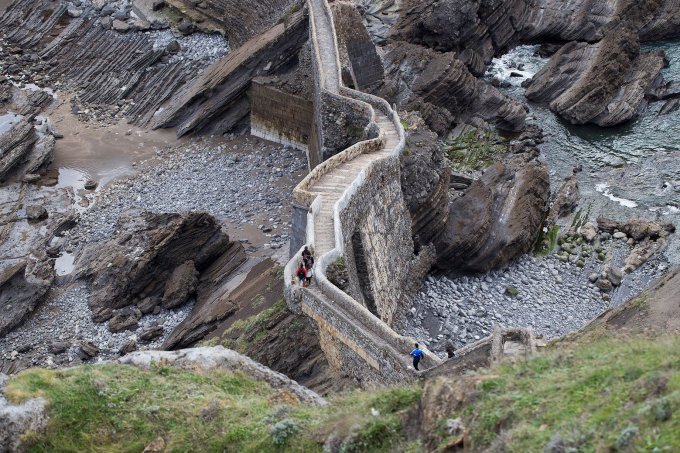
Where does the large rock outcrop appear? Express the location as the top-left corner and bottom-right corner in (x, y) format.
(526, 28), (666, 126)
(436, 128), (550, 272)
(118, 346), (327, 406)
(381, 41), (526, 134)
(164, 0), (303, 47)
(393, 0), (680, 62)
(74, 212), (239, 318)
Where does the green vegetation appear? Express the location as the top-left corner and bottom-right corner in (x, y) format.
(442, 335), (680, 451)
(7, 333), (680, 452)
(221, 298), (288, 351)
(534, 223), (560, 256)
(505, 286), (519, 297)
(7, 366), (421, 453)
(444, 129), (507, 171)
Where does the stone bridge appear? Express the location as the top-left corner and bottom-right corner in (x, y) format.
(283, 0), (441, 385)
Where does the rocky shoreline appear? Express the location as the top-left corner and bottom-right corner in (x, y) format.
(0, 136), (306, 372)
(399, 237), (671, 357)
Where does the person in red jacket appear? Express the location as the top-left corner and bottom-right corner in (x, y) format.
(296, 262), (306, 286)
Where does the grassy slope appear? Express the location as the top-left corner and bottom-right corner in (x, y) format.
(6, 364), (420, 453)
(6, 334), (680, 452)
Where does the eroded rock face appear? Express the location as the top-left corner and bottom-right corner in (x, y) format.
(0, 259), (53, 336)
(165, 0), (302, 47)
(74, 211), (234, 317)
(151, 10), (308, 137)
(399, 114), (450, 250)
(526, 28), (666, 126)
(380, 41), (526, 134)
(436, 129), (550, 272)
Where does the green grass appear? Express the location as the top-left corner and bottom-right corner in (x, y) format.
(7, 366), (422, 453)
(8, 335), (680, 452)
(440, 335), (680, 452)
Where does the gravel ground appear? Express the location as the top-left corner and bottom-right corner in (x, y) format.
(149, 30), (230, 63)
(396, 238), (670, 358)
(0, 136), (307, 369)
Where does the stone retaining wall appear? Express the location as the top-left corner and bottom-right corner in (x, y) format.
(249, 81), (313, 151)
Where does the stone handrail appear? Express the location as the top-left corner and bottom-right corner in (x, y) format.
(284, 0), (441, 378)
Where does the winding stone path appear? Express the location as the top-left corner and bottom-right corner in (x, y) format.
(284, 0), (441, 383)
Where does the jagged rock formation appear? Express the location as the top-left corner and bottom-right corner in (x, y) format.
(0, 259), (54, 337)
(388, 0), (679, 127)
(161, 243), (249, 349)
(380, 41), (526, 134)
(118, 346), (327, 405)
(526, 29), (666, 126)
(0, 0), (215, 126)
(436, 128), (550, 272)
(73, 212), (244, 328)
(150, 9), (308, 136)
(399, 114), (450, 250)
(393, 0), (680, 62)
(0, 115), (54, 183)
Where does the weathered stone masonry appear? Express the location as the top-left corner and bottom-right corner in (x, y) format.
(279, 0), (441, 385)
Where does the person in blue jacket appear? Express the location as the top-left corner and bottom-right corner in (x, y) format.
(410, 343), (424, 371)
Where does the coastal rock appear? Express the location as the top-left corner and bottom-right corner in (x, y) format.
(0, 117), (37, 182)
(108, 307), (142, 333)
(0, 259), (53, 336)
(161, 261), (199, 309)
(150, 10), (308, 137)
(597, 218), (675, 241)
(25, 205), (47, 221)
(380, 41), (526, 134)
(526, 28), (666, 126)
(547, 175), (579, 222)
(139, 325), (164, 342)
(436, 146), (550, 272)
(399, 114), (450, 249)
(74, 211), (232, 315)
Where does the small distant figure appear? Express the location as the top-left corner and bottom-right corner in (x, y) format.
(296, 262), (306, 286)
(302, 246), (315, 269)
(445, 340), (456, 359)
(305, 263), (314, 287)
(410, 343), (424, 371)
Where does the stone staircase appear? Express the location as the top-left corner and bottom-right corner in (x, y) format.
(284, 0), (441, 383)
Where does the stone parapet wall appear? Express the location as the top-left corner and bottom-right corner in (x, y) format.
(284, 0), (442, 385)
(249, 82), (313, 151)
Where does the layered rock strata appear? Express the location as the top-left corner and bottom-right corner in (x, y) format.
(380, 41), (526, 134)
(164, 0), (303, 47)
(436, 127), (550, 272)
(73, 212), (245, 330)
(526, 29), (667, 126)
(151, 9), (308, 136)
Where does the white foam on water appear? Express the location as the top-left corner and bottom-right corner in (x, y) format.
(485, 44), (548, 87)
(595, 183), (638, 208)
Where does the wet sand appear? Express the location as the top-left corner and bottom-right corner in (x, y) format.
(47, 98), (184, 188)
